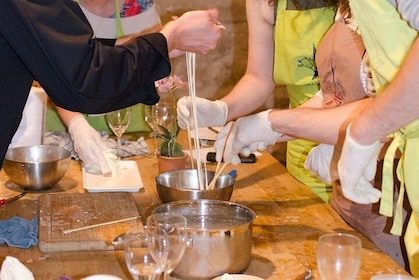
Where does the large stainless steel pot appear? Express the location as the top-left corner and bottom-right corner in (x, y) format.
(152, 199), (256, 280)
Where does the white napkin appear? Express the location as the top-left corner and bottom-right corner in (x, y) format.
(0, 256), (35, 280)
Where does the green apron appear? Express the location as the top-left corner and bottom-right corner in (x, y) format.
(350, 0), (419, 275)
(273, 0), (336, 202)
(45, 0), (150, 133)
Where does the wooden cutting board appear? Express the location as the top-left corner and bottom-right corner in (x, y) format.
(38, 192), (142, 252)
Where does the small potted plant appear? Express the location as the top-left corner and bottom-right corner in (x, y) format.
(152, 120), (187, 173)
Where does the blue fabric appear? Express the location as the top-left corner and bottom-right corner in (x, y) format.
(0, 216), (38, 248)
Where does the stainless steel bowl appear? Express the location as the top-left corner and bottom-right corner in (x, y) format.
(3, 145), (71, 191)
(155, 169), (235, 203)
(153, 199), (256, 280)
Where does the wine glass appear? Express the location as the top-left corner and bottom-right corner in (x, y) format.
(317, 233), (362, 280)
(106, 107), (132, 159)
(146, 213), (187, 280)
(122, 228), (167, 280)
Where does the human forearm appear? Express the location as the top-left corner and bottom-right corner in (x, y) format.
(1, 0), (170, 113)
(55, 106), (82, 127)
(269, 98), (372, 145)
(222, 74), (275, 121)
(350, 38), (419, 145)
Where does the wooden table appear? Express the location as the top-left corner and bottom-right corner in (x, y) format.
(0, 133), (410, 279)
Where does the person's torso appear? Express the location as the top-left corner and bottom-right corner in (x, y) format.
(273, 0), (336, 107)
(316, 15), (366, 106)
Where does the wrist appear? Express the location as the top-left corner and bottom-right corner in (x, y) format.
(214, 100), (228, 125)
(160, 20), (177, 52)
(267, 109), (283, 138)
(346, 124), (381, 150)
(68, 115), (86, 129)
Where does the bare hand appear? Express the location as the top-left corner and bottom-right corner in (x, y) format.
(161, 9), (223, 55)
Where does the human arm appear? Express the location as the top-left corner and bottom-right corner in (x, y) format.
(176, 0), (276, 128)
(269, 97), (372, 145)
(348, 39), (419, 145)
(213, 89), (371, 165)
(0, 0), (222, 114)
(338, 37), (419, 204)
(221, 0), (277, 120)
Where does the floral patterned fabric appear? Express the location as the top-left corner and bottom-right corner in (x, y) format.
(117, 0), (153, 18)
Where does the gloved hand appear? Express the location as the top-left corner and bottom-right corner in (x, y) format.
(338, 125), (383, 204)
(214, 110), (280, 164)
(68, 115), (111, 176)
(176, 97), (228, 130)
(304, 144), (334, 184)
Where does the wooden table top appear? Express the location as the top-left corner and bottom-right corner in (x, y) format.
(0, 133), (410, 279)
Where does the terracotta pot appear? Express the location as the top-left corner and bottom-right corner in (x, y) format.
(158, 153), (188, 174)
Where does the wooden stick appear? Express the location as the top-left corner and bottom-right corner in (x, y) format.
(207, 122), (235, 190)
(186, 52), (204, 190)
(207, 162), (228, 190)
(214, 160), (221, 179)
(186, 122), (194, 169)
(63, 216), (139, 235)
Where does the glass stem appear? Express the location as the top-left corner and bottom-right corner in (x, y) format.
(164, 269), (171, 280)
(117, 136), (122, 160)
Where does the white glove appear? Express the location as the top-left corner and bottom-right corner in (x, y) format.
(68, 115), (111, 176)
(338, 125), (383, 204)
(304, 144), (334, 184)
(176, 97), (228, 130)
(214, 110), (279, 164)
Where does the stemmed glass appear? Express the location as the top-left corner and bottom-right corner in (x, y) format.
(106, 107), (132, 160)
(146, 213), (187, 280)
(317, 233), (362, 280)
(121, 228), (167, 280)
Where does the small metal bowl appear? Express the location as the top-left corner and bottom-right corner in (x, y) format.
(155, 169), (235, 203)
(3, 145), (71, 191)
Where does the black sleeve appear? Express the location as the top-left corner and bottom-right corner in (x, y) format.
(0, 0), (171, 114)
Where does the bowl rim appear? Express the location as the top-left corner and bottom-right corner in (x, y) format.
(4, 145), (71, 162)
(152, 199), (256, 223)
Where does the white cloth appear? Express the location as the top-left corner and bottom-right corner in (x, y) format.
(0, 256), (34, 280)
